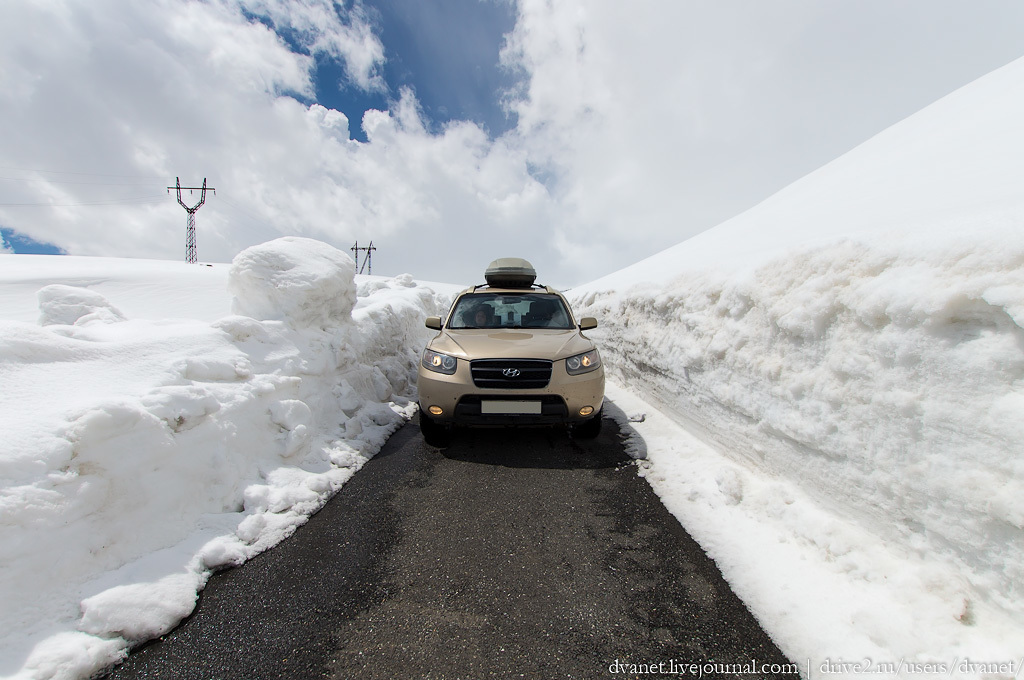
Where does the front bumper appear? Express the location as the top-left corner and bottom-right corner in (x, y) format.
(417, 358), (605, 426)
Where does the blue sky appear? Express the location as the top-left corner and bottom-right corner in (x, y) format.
(1, 227), (64, 255)
(309, 0), (518, 142)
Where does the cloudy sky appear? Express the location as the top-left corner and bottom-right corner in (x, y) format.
(2, 0), (1023, 287)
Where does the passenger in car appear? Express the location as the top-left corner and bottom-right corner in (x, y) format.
(464, 306), (494, 327)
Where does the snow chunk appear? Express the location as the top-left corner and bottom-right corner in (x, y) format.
(140, 385), (222, 432)
(228, 237), (357, 328)
(19, 632), (127, 680)
(79, 572), (200, 642)
(38, 284), (126, 326)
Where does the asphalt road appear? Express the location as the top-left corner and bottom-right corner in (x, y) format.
(103, 413), (795, 680)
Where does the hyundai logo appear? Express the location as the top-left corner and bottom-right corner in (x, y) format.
(502, 368), (522, 378)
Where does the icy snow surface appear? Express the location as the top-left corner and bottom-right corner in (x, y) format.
(3, 55), (1024, 680)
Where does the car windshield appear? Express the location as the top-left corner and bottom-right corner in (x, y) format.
(448, 293), (574, 330)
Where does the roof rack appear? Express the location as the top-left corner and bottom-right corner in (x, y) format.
(484, 257), (536, 289)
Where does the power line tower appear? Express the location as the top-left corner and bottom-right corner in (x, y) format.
(168, 177), (215, 264)
(351, 240), (377, 275)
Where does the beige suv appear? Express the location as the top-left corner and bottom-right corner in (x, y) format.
(417, 258), (605, 446)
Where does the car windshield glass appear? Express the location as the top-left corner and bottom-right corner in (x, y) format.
(448, 293), (574, 330)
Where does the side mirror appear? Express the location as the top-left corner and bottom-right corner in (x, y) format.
(579, 317), (598, 331)
(425, 316), (443, 330)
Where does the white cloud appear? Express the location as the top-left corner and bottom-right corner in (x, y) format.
(231, 0), (386, 91)
(499, 0), (1024, 284)
(1, 0), (1023, 286)
(0, 0), (331, 257)
(0, 0), (558, 284)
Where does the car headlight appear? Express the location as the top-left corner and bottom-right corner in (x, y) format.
(422, 348), (458, 375)
(565, 349), (601, 375)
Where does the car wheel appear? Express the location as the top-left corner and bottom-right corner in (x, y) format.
(572, 408), (603, 439)
(419, 409), (451, 448)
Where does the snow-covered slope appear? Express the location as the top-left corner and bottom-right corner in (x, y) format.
(0, 256), (234, 324)
(0, 240), (458, 680)
(581, 57), (1024, 290)
(572, 57), (1024, 668)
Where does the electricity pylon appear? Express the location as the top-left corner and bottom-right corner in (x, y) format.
(351, 240), (377, 274)
(168, 178), (215, 264)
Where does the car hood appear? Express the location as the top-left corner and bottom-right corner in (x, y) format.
(429, 329), (595, 360)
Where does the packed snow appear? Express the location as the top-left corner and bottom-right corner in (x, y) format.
(3, 56), (1024, 680)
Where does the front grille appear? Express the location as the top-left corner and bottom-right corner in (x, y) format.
(470, 359), (552, 389)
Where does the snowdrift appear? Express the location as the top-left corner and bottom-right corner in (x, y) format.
(572, 57), (1024, 666)
(0, 238), (453, 680)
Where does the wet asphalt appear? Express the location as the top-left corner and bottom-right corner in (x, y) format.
(102, 413), (795, 680)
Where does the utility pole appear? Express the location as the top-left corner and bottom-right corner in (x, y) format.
(361, 241), (375, 275)
(351, 240), (377, 275)
(168, 178), (215, 264)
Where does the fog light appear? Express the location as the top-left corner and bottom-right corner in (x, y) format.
(428, 406), (444, 416)
(579, 406), (594, 416)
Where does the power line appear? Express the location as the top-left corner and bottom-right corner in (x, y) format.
(0, 165), (167, 180)
(0, 196), (168, 207)
(0, 166), (170, 206)
(216, 195), (277, 229)
(0, 174), (161, 187)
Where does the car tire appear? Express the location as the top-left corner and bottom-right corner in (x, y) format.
(572, 408), (603, 439)
(419, 409), (451, 448)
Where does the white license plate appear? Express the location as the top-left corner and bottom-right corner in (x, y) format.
(481, 400), (542, 415)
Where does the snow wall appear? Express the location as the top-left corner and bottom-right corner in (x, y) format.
(571, 56), (1024, 661)
(574, 239), (1023, 619)
(1, 237), (449, 680)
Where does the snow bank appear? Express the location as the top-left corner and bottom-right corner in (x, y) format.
(0, 239), (451, 680)
(572, 57), (1024, 671)
(580, 240), (1024, 666)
